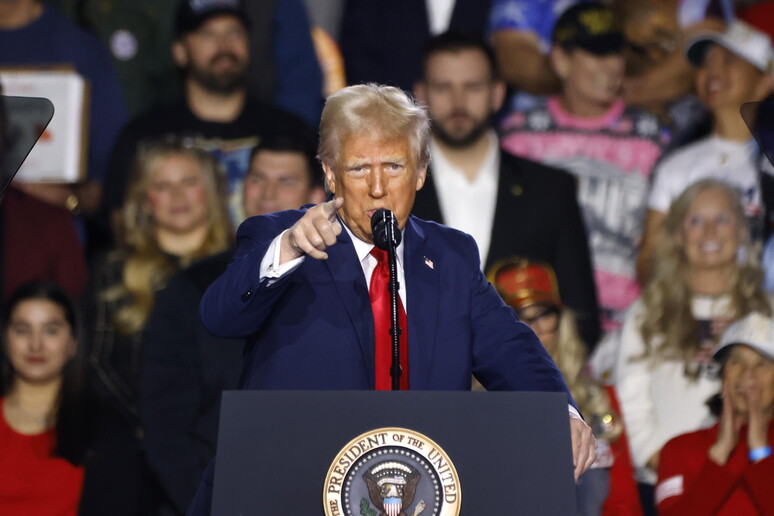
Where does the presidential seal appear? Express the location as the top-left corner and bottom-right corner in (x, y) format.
(324, 428), (461, 516)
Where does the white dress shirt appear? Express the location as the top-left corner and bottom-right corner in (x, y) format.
(426, 0), (455, 35)
(430, 131), (500, 266)
(348, 226), (408, 310)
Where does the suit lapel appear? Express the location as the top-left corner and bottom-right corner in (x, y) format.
(449, 0), (468, 28)
(412, 167), (445, 223)
(486, 152), (527, 271)
(449, 0), (493, 32)
(323, 227), (374, 387)
(404, 217), (439, 389)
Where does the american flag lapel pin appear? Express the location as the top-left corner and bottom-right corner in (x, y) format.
(424, 256), (434, 269)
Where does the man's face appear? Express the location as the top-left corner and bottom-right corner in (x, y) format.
(243, 149), (322, 217)
(554, 47), (625, 110)
(173, 14), (249, 94)
(415, 49), (504, 147)
(323, 133), (427, 243)
(696, 45), (772, 112)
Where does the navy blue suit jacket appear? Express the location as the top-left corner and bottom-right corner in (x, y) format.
(200, 208), (571, 397)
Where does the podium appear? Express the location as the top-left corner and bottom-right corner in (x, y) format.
(211, 390), (578, 515)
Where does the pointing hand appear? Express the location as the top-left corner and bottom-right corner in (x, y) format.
(280, 197), (344, 263)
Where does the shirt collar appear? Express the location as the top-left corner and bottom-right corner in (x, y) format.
(343, 218), (406, 268)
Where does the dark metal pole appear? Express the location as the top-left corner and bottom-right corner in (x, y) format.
(385, 216), (402, 390)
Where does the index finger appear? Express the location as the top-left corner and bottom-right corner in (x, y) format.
(321, 196), (344, 220)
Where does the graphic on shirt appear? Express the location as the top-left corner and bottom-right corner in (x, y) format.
(501, 101), (666, 331)
(502, 97), (669, 332)
(183, 135), (260, 225)
(543, 155), (646, 330)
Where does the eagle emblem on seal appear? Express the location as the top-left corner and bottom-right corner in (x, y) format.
(362, 461), (424, 516)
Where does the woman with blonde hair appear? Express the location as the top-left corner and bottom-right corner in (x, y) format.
(488, 258), (640, 516)
(615, 178), (770, 511)
(82, 139), (231, 515)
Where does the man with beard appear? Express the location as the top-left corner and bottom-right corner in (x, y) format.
(411, 31), (601, 353)
(102, 0), (310, 236)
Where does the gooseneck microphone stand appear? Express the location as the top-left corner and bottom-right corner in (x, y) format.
(370, 209), (402, 390)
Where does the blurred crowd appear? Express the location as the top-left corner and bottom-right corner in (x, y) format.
(1, 0), (774, 515)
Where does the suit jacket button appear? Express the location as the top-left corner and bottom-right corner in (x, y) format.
(241, 289), (253, 302)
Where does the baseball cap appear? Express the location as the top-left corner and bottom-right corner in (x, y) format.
(487, 258), (562, 310)
(713, 312), (774, 363)
(552, 2), (625, 55)
(175, 0), (250, 38)
(686, 20), (774, 76)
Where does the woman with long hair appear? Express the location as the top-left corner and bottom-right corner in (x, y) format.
(82, 139), (232, 515)
(614, 179), (771, 507)
(0, 281), (91, 515)
(488, 258), (640, 516)
(656, 312), (774, 515)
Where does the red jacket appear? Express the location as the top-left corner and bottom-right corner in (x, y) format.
(603, 385), (643, 516)
(656, 421), (774, 515)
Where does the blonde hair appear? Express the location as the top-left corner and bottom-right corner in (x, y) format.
(104, 140), (232, 335)
(318, 83), (431, 171)
(552, 310), (622, 442)
(639, 179), (770, 372)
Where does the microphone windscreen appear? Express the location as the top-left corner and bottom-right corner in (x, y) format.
(370, 209), (401, 250)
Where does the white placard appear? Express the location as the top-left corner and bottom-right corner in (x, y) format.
(0, 68), (88, 183)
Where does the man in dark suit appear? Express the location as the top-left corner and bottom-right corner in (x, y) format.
(190, 83), (596, 515)
(339, 0), (492, 93)
(412, 32), (601, 352)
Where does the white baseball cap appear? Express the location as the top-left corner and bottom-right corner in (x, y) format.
(713, 312), (774, 363)
(686, 20), (774, 76)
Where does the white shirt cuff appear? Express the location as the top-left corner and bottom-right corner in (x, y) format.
(568, 405), (581, 420)
(260, 230), (305, 283)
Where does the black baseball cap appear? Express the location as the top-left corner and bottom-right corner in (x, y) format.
(175, 0), (251, 38)
(552, 2), (624, 55)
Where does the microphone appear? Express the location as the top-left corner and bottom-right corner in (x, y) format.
(370, 208), (403, 390)
(370, 209), (401, 250)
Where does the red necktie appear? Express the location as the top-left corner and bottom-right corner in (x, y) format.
(369, 247), (409, 390)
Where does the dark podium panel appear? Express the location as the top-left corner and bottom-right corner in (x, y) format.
(212, 391), (577, 515)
